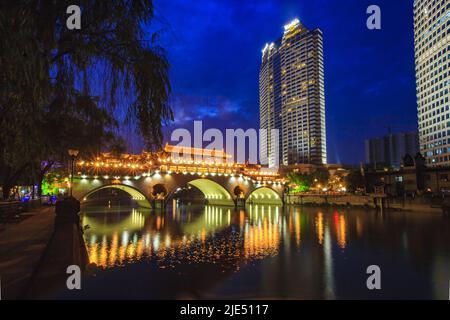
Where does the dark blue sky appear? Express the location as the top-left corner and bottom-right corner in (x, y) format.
(152, 0), (417, 164)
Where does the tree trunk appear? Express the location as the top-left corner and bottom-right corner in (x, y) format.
(2, 183), (11, 201)
(0, 163), (29, 201)
(37, 172), (46, 197)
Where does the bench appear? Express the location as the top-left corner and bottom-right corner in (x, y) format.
(0, 201), (24, 223)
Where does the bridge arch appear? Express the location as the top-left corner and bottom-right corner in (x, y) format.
(246, 186), (283, 205)
(80, 184), (152, 208)
(168, 178), (235, 206)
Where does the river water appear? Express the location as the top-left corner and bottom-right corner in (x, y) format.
(60, 203), (450, 299)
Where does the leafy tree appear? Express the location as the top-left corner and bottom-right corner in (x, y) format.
(0, 1), (172, 199)
(41, 169), (67, 196)
(286, 172), (313, 193)
(312, 167), (330, 185)
(345, 169), (365, 193)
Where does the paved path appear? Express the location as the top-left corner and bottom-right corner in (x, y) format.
(0, 206), (55, 299)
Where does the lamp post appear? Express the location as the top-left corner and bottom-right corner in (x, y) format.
(68, 149), (79, 197)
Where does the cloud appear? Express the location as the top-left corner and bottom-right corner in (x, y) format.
(169, 93), (250, 126)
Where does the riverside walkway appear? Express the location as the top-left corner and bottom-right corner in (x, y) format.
(0, 206), (54, 299)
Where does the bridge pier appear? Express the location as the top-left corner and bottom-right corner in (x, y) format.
(236, 198), (245, 207)
(153, 199), (165, 210)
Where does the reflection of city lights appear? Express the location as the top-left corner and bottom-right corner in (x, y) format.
(165, 235), (171, 248)
(121, 231), (129, 247)
(335, 213), (347, 249)
(84, 204), (292, 270)
(153, 234), (160, 250)
(315, 212), (324, 245)
(98, 241), (107, 267)
(295, 210), (301, 246)
(90, 234), (97, 245)
(107, 233), (117, 267)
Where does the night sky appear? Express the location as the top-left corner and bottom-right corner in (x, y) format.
(150, 0), (417, 165)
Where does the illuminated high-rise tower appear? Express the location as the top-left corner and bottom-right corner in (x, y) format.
(259, 18), (327, 165)
(414, 0), (450, 166)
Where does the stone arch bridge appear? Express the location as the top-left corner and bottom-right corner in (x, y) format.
(71, 147), (286, 208)
(72, 172), (285, 208)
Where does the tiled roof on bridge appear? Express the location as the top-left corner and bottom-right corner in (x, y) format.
(164, 143), (232, 159)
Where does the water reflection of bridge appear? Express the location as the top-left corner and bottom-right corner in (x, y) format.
(81, 203), (354, 271)
(80, 203), (354, 299)
(82, 204), (291, 269)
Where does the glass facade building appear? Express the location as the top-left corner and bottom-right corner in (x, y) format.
(259, 19), (327, 166)
(414, 0), (450, 165)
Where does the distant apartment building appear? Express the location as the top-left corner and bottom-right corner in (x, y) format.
(365, 131), (419, 168)
(259, 18), (326, 166)
(414, 0), (450, 166)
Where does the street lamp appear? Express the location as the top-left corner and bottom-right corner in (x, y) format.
(68, 149), (79, 197)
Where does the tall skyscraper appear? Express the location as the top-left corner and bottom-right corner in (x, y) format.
(259, 18), (327, 166)
(414, 0), (450, 166)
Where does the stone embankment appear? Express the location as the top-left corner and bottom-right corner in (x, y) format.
(285, 194), (443, 213)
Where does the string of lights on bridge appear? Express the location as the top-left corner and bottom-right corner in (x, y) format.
(74, 159), (286, 186)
